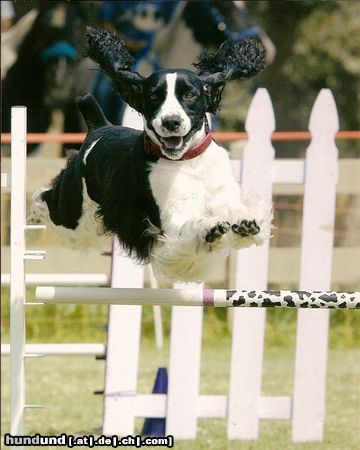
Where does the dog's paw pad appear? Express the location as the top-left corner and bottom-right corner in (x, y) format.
(205, 221), (230, 243)
(232, 219), (260, 237)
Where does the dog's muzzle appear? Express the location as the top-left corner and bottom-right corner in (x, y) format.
(162, 115), (181, 132)
(159, 115), (184, 150)
(150, 108), (192, 156)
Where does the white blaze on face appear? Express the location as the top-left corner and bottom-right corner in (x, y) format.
(151, 73), (191, 137)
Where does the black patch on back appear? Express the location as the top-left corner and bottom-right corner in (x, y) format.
(82, 126), (161, 262)
(42, 125), (161, 263)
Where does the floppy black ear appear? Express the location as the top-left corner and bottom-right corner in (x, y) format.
(86, 27), (144, 112)
(194, 39), (265, 113)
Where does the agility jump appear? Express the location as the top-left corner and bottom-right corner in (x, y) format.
(36, 286), (360, 308)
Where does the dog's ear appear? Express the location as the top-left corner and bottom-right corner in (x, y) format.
(194, 39), (265, 113)
(86, 27), (144, 112)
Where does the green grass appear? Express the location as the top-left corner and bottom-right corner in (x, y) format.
(1, 342), (359, 450)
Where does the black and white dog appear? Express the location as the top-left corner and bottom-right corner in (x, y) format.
(29, 27), (273, 283)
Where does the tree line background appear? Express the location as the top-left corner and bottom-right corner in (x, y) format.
(221, 0), (359, 157)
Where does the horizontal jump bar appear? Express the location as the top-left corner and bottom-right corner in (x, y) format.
(35, 287), (360, 309)
(1, 131), (360, 144)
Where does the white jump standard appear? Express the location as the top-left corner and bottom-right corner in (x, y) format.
(35, 286), (360, 308)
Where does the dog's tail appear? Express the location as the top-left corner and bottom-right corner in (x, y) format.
(76, 92), (111, 132)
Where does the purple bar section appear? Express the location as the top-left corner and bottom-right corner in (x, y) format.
(203, 289), (214, 307)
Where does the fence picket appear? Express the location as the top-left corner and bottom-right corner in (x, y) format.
(227, 89), (275, 439)
(292, 90), (339, 441)
(102, 240), (144, 435)
(166, 290), (203, 438)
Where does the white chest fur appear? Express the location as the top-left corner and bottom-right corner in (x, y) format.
(148, 141), (243, 282)
(149, 141), (238, 223)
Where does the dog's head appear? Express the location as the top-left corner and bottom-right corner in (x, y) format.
(86, 27), (265, 160)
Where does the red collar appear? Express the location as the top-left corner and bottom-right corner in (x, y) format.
(143, 132), (212, 161)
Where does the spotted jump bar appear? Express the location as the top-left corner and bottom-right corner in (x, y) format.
(35, 287), (360, 309)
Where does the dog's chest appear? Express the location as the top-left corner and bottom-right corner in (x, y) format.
(148, 142), (231, 214)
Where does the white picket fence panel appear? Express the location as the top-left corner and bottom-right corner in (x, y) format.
(103, 242), (144, 435)
(166, 283), (204, 438)
(228, 88), (275, 439)
(6, 88), (352, 445)
(102, 88), (340, 441)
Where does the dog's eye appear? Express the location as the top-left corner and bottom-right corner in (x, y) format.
(149, 93), (159, 101)
(183, 92), (196, 100)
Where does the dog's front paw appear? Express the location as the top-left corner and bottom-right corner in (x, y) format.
(232, 219), (260, 237)
(205, 221), (231, 243)
(26, 213), (45, 242)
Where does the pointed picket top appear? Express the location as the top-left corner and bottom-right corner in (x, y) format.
(241, 88), (275, 190)
(245, 88), (275, 136)
(293, 88), (339, 442)
(309, 89), (339, 138)
(306, 88), (339, 177)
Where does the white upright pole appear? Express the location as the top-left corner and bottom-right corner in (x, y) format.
(10, 106), (27, 447)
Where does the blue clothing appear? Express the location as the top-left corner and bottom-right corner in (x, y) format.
(92, 0), (265, 124)
(99, 1), (177, 68)
(92, 1), (178, 123)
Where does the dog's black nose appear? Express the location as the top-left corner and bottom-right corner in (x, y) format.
(162, 116), (181, 131)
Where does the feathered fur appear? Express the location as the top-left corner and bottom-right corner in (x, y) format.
(86, 26), (135, 74)
(86, 26), (144, 112)
(195, 39), (265, 80)
(194, 39), (265, 113)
